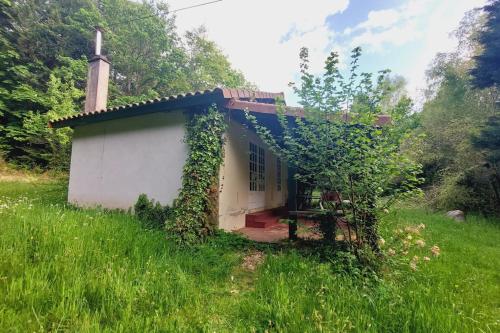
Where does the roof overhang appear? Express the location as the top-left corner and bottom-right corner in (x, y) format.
(49, 87), (391, 128)
(224, 99), (304, 117)
(224, 99), (392, 126)
(49, 88), (285, 128)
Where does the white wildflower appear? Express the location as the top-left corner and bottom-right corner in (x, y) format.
(431, 245), (441, 257)
(415, 239), (425, 248)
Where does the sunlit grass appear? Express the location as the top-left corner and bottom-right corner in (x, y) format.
(0, 180), (499, 332)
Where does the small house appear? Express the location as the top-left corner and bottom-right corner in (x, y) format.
(50, 34), (391, 235)
(50, 48), (295, 231)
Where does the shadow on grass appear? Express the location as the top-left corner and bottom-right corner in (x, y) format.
(204, 230), (381, 278)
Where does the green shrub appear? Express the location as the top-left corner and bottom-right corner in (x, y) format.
(133, 194), (172, 230)
(430, 169), (500, 216)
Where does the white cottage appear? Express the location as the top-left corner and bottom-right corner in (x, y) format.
(49, 50), (298, 231)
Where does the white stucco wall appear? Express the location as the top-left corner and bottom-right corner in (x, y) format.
(218, 119), (287, 231)
(68, 111), (187, 209)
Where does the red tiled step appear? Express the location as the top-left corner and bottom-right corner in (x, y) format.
(245, 212), (274, 223)
(246, 217), (281, 228)
(245, 208), (285, 228)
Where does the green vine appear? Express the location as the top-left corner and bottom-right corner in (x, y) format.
(166, 104), (226, 244)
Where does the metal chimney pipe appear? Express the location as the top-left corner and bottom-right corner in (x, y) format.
(95, 28), (102, 56)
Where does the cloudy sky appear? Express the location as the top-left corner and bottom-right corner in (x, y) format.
(168, 0), (487, 106)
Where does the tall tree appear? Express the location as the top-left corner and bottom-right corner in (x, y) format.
(20, 57), (87, 168)
(102, 0), (186, 98)
(0, 0), (52, 162)
(472, 116), (500, 207)
(0, 0), (252, 168)
(471, 0), (500, 89)
(184, 26), (253, 91)
(414, 9), (500, 215)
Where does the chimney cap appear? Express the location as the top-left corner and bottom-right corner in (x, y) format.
(89, 54), (110, 64)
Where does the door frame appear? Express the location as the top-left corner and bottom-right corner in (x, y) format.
(248, 141), (266, 210)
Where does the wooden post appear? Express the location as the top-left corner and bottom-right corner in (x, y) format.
(287, 165), (298, 240)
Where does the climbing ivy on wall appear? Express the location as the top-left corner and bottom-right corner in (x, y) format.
(166, 104), (226, 244)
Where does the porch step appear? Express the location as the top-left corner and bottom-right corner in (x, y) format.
(245, 208), (285, 228)
(246, 217), (281, 228)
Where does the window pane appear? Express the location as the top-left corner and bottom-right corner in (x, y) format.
(258, 147), (265, 191)
(249, 142), (257, 191)
(249, 143), (266, 192)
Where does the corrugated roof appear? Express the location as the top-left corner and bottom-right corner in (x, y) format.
(49, 88), (285, 128)
(220, 88), (284, 100)
(49, 87), (390, 128)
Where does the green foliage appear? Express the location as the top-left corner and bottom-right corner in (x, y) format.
(134, 193), (173, 230)
(430, 170), (499, 215)
(0, 0), (252, 169)
(414, 11), (500, 215)
(166, 105), (226, 244)
(0, 180), (499, 332)
(247, 47), (422, 252)
(473, 116), (500, 166)
(102, 0), (185, 97)
(20, 57), (86, 169)
(184, 26), (255, 91)
(0, 53), (86, 168)
(471, 115), (500, 211)
(471, 0), (500, 88)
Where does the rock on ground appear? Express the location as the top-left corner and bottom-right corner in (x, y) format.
(446, 210), (465, 222)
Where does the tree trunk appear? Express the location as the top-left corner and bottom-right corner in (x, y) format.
(364, 212), (380, 253)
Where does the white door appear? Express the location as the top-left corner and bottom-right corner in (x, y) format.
(248, 142), (266, 210)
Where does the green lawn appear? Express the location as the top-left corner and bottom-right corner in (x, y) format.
(0, 180), (499, 332)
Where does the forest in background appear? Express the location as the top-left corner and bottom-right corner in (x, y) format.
(0, 0), (252, 169)
(412, 5), (500, 215)
(0, 0), (499, 216)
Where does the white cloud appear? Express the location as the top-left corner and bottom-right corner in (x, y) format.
(350, 19), (421, 52)
(164, 0), (487, 107)
(347, 0), (431, 51)
(167, 0), (349, 103)
(342, 0), (488, 107)
(400, 0), (488, 106)
(357, 9), (401, 30)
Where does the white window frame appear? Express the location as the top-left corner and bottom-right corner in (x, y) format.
(249, 142), (265, 191)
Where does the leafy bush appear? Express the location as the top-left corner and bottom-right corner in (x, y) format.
(247, 47), (422, 254)
(1, 56), (86, 170)
(430, 169), (500, 216)
(134, 194), (172, 230)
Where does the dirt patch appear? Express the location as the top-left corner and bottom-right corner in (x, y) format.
(241, 251), (265, 271)
(0, 173), (44, 182)
(0, 159), (62, 183)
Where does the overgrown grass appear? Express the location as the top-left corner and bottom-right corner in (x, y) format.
(0, 180), (499, 332)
